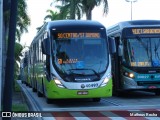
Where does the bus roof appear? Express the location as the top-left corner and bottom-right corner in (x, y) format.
(107, 20), (160, 35)
(30, 20), (105, 45)
(46, 20), (105, 29)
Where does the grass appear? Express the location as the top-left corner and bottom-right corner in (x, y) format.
(12, 104), (28, 112)
(1, 79), (29, 112)
(12, 79), (29, 112)
(14, 80), (21, 92)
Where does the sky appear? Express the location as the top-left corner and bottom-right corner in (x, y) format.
(21, 0), (160, 47)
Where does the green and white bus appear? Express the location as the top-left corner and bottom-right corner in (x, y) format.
(29, 20), (115, 103)
(107, 20), (160, 95)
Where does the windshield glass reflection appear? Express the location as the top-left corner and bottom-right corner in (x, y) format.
(52, 34), (109, 82)
(124, 37), (160, 67)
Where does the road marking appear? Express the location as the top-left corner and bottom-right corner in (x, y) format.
(50, 109), (160, 119)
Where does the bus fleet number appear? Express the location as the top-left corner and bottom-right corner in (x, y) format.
(86, 83), (98, 88)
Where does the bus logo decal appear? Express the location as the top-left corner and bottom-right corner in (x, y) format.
(81, 84), (85, 89)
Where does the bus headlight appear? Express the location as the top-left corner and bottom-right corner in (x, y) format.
(54, 79), (65, 88)
(129, 73), (134, 78)
(100, 73), (111, 87)
(124, 72), (134, 78)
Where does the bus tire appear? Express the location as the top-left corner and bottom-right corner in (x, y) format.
(37, 91), (43, 97)
(155, 90), (160, 95)
(42, 78), (45, 96)
(113, 91), (121, 97)
(32, 88), (36, 92)
(92, 98), (101, 102)
(26, 83), (28, 86)
(29, 84), (32, 88)
(46, 98), (52, 104)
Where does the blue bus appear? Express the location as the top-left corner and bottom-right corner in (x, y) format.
(107, 20), (160, 95)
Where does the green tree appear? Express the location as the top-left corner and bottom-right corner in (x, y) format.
(37, 9), (63, 32)
(14, 42), (24, 79)
(53, 0), (83, 19)
(44, 9), (60, 21)
(3, 0), (30, 42)
(82, 0), (109, 20)
(16, 0), (31, 41)
(55, 5), (70, 19)
(3, 0), (30, 82)
(52, 0), (108, 20)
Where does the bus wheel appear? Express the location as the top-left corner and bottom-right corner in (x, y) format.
(92, 98), (101, 102)
(155, 90), (160, 95)
(113, 91), (121, 97)
(26, 83), (28, 86)
(46, 98), (52, 104)
(37, 91), (43, 97)
(29, 84), (32, 88)
(32, 88), (36, 92)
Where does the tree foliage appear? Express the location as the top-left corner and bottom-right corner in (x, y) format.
(82, 0), (109, 20)
(14, 42), (24, 77)
(44, 10), (61, 21)
(53, 0), (84, 19)
(52, 0), (109, 20)
(3, 0), (30, 79)
(16, 0), (31, 41)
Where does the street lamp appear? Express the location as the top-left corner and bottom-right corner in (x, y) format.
(126, 0), (138, 20)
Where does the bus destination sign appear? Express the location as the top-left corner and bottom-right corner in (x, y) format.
(57, 32), (100, 39)
(132, 28), (160, 35)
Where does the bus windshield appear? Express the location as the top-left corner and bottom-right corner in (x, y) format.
(52, 32), (109, 82)
(124, 37), (160, 67)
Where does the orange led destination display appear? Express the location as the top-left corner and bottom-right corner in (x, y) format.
(132, 28), (160, 35)
(57, 32), (100, 39)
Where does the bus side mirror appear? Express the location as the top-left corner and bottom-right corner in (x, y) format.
(41, 39), (50, 55)
(118, 45), (123, 56)
(108, 37), (116, 54)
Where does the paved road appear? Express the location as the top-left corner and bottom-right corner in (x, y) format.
(16, 80), (160, 120)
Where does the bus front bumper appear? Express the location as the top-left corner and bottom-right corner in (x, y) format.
(122, 76), (160, 90)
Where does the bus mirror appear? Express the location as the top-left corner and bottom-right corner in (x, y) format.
(108, 37), (116, 54)
(41, 39), (50, 55)
(118, 45), (123, 56)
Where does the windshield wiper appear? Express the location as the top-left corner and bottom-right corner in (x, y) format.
(67, 68), (100, 78)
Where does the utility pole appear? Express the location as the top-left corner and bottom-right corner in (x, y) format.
(0, 0), (3, 112)
(3, 0), (18, 120)
(125, 0), (138, 20)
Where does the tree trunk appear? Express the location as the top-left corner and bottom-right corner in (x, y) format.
(3, 0), (18, 115)
(70, 0), (76, 19)
(86, 9), (92, 20)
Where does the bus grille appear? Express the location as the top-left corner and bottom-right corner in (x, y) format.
(137, 81), (160, 86)
(134, 69), (160, 74)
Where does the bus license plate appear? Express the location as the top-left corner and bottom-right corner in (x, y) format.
(77, 91), (88, 95)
